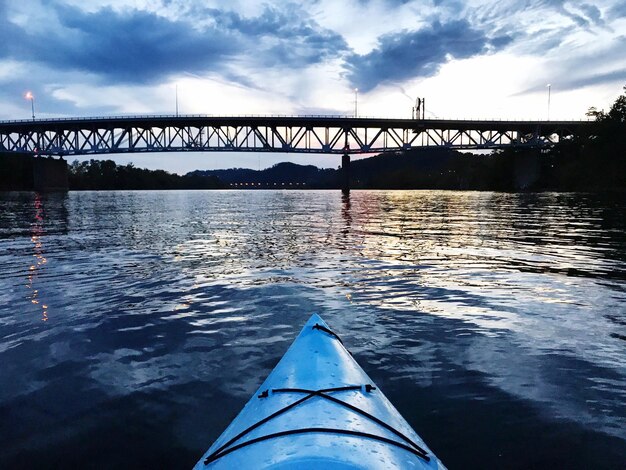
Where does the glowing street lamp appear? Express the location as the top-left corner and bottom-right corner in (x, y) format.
(25, 91), (35, 120)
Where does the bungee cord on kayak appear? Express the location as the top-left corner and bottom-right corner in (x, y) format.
(204, 385), (430, 465)
(205, 428), (430, 465)
(312, 322), (345, 345)
(208, 385), (367, 463)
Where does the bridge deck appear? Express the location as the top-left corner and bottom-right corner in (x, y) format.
(0, 115), (592, 156)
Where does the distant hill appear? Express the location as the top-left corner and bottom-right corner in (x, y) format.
(188, 149), (467, 189)
(188, 161), (338, 188)
(350, 149), (461, 189)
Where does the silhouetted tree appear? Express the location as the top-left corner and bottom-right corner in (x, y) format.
(67, 159), (224, 190)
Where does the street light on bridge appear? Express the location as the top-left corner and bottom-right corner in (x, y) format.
(354, 88), (358, 118)
(547, 84), (551, 121)
(25, 91), (35, 120)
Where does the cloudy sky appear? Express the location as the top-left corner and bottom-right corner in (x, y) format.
(1, 0), (624, 172)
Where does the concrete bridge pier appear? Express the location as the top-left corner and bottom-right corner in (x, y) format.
(513, 150), (541, 190)
(33, 157), (68, 191)
(342, 153), (350, 194)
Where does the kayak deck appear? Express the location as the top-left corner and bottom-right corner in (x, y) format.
(195, 314), (445, 469)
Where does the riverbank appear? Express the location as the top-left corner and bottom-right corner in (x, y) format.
(2, 146), (624, 192)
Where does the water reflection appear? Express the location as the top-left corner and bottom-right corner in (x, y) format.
(341, 192), (352, 234)
(27, 193), (49, 322)
(0, 190), (624, 468)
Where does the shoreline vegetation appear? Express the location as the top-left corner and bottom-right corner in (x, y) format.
(1, 86), (624, 192)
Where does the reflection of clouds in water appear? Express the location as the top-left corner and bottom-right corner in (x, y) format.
(82, 281), (302, 398)
(89, 349), (198, 393)
(1, 190), (625, 463)
(164, 191), (625, 362)
(331, 294), (626, 439)
(463, 335), (626, 439)
(87, 331), (287, 400)
(343, 257), (625, 368)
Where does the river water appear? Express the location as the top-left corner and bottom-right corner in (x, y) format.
(0, 190), (625, 469)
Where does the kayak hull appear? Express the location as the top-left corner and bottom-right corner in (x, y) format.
(195, 314), (445, 469)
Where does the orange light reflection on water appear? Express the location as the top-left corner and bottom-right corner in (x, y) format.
(27, 193), (49, 322)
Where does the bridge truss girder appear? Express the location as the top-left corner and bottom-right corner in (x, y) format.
(0, 118), (581, 157)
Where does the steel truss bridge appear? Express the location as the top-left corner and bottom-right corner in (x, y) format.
(0, 115), (590, 157)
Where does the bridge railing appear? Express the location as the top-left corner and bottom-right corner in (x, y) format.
(0, 114), (593, 124)
(0, 114), (357, 124)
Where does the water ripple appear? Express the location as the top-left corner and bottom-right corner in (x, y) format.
(1, 190), (625, 468)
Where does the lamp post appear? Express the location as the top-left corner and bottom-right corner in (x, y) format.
(354, 88), (358, 118)
(547, 83), (551, 121)
(25, 91), (35, 120)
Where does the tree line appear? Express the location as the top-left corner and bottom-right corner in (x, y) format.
(67, 160), (224, 190)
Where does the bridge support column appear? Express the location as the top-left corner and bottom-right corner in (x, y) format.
(33, 157), (68, 192)
(341, 153), (350, 194)
(513, 150), (541, 190)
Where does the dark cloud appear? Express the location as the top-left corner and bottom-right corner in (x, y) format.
(431, 0), (467, 12)
(578, 4), (603, 25)
(608, 2), (626, 18)
(0, 3), (21, 56)
(1, 4), (238, 84)
(555, 69), (626, 91)
(468, 0), (614, 60)
(0, 2), (347, 85)
(345, 20), (510, 92)
(516, 68), (626, 95)
(559, 1), (608, 28)
(553, 2), (606, 28)
(560, 7), (591, 27)
(512, 34), (626, 96)
(202, 6), (348, 68)
(473, 0), (606, 31)
(175, 2), (348, 68)
(1, 0), (623, 119)
(354, 0), (412, 5)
